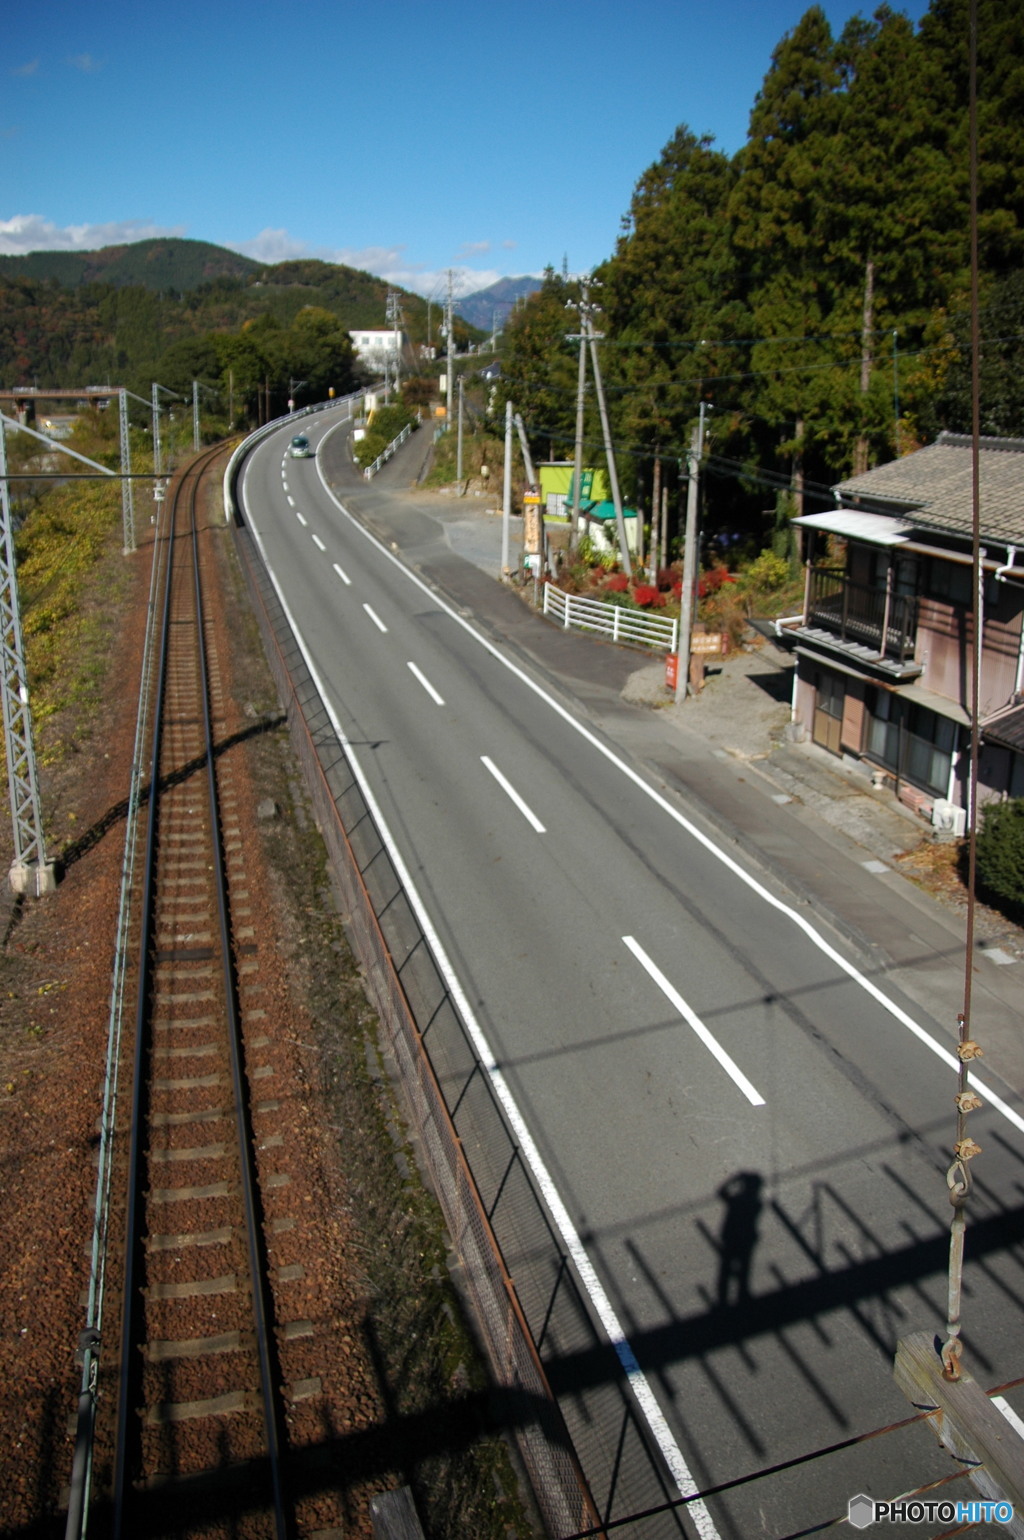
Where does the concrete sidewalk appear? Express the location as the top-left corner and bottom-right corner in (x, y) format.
(325, 431), (1024, 1105)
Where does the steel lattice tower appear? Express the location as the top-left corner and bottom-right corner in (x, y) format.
(120, 388), (135, 553)
(0, 419), (54, 895)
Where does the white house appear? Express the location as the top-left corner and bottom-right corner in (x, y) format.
(348, 328), (409, 374)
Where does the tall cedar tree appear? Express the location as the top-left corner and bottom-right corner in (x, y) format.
(600, 128), (743, 510)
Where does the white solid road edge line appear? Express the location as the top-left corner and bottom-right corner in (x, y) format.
(310, 453), (1024, 1144)
(992, 1396), (1024, 1440)
(624, 936), (766, 1108)
(407, 661), (445, 706)
(481, 756), (546, 833)
(242, 453), (722, 1540)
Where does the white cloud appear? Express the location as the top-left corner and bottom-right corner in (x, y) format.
(68, 53), (101, 72)
(12, 60), (39, 77)
(457, 240), (492, 258)
(229, 227), (314, 264)
(225, 228), (510, 298)
(0, 214), (186, 256)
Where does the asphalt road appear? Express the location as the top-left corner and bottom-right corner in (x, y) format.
(238, 409), (1024, 1540)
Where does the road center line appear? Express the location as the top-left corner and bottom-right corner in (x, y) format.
(363, 603), (388, 633)
(287, 494), (295, 506)
(407, 661), (445, 705)
(623, 937), (766, 1106)
(311, 534), (325, 551)
(312, 461), (1024, 1142)
(295, 511), (307, 527)
(332, 562), (351, 586)
(481, 757), (546, 833)
(242, 446), (722, 1537)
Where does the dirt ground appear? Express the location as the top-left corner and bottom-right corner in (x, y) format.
(0, 464), (535, 1540)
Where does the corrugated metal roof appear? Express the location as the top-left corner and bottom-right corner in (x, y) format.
(834, 433), (1024, 546)
(795, 510), (914, 545)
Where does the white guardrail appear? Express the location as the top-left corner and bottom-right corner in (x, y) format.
(362, 421), (413, 479)
(542, 583), (679, 652)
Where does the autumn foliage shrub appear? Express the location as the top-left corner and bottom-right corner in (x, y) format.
(633, 584), (665, 608)
(697, 565), (737, 598)
(604, 573), (630, 592)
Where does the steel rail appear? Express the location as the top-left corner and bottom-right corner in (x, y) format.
(64, 444), (175, 1540)
(110, 445), (288, 1539)
(187, 453), (289, 1540)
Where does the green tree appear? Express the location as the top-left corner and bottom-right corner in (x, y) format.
(284, 305), (357, 402)
(600, 125), (743, 525)
(497, 269), (579, 458)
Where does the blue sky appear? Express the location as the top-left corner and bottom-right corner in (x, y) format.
(3, 0), (932, 302)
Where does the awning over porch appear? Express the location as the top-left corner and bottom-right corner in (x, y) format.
(794, 510), (914, 546)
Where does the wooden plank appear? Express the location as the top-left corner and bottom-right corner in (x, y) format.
(369, 1486), (426, 1540)
(894, 1331), (1024, 1534)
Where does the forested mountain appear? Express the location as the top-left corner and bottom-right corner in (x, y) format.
(499, 0), (1024, 543)
(0, 241), (480, 421)
(0, 238), (259, 292)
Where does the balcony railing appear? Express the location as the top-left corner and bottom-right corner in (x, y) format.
(806, 569), (918, 659)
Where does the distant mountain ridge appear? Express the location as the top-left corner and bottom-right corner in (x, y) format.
(455, 275), (541, 332)
(0, 237), (260, 292)
(0, 237), (485, 391)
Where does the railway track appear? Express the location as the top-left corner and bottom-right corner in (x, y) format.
(100, 445), (290, 1539)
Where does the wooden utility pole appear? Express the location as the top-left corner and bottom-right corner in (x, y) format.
(566, 281), (589, 558)
(675, 403), (709, 705)
(586, 311), (631, 577)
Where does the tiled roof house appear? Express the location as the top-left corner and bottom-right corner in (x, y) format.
(778, 433), (1024, 823)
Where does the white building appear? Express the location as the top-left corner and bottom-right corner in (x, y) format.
(349, 328), (409, 373)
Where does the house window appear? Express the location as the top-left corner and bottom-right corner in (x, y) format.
(1010, 752), (1024, 801)
(864, 687), (958, 795)
(924, 557), (972, 606)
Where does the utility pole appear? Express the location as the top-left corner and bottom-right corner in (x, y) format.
(501, 398), (513, 579)
(119, 389), (135, 553)
(586, 307), (631, 577)
(675, 402), (709, 705)
(192, 380), (200, 452)
(151, 382), (161, 479)
(445, 269), (455, 430)
(566, 277), (590, 559)
(457, 377), (465, 482)
(514, 413), (537, 489)
(0, 419), (54, 895)
(386, 288), (402, 395)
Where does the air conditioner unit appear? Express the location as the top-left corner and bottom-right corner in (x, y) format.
(932, 798), (967, 837)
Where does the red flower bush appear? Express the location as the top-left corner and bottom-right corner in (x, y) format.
(604, 573), (630, 592)
(633, 584), (665, 608)
(697, 566), (737, 598)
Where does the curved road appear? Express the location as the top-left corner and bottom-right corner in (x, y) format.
(238, 407), (1024, 1539)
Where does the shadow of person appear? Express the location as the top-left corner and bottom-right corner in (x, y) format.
(716, 1171), (764, 1309)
